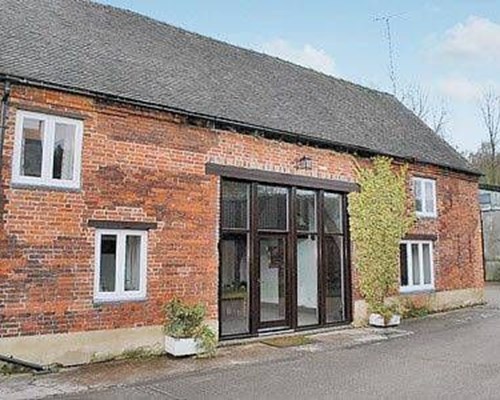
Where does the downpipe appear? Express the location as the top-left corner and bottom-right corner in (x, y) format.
(0, 353), (48, 373)
(0, 80), (10, 170)
(0, 80), (11, 224)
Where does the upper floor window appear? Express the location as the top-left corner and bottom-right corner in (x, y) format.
(12, 111), (83, 189)
(412, 177), (437, 218)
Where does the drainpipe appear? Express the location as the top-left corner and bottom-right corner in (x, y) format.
(0, 80), (11, 225)
(0, 353), (48, 373)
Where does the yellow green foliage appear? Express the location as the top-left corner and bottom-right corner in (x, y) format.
(348, 157), (414, 319)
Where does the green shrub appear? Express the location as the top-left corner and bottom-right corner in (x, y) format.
(400, 299), (431, 319)
(164, 298), (217, 357)
(348, 157), (414, 322)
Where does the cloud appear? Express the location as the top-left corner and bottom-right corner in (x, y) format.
(260, 39), (335, 75)
(437, 76), (481, 102)
(437, 75), (500, 102)
(439, 16), (500, 62)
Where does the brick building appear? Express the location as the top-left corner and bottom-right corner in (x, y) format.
(0, 0), (484, 365)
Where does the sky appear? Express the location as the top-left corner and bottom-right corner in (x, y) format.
(97, 0), (500, 153)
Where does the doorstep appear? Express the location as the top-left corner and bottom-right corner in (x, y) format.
(220, 324), (352, 347)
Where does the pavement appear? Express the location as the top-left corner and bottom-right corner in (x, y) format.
(2, 284), (500, 400)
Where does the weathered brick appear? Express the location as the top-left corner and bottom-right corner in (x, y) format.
(0, 84), (483, 338)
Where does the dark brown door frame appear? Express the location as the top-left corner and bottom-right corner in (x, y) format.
(317, 190), (327, 327)
(218, 177), (353, 339)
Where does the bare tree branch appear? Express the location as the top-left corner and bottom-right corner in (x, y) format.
(430, 99), (449, 137)
(479, 87), (500, 184)
(399, 83), (450, 139)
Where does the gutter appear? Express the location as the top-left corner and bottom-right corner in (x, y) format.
(479, 183), (500, 193)
(0, 73), (481, 178)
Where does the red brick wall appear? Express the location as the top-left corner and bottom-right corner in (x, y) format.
(0, 85), (483, 337)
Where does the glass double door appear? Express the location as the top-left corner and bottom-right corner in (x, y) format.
(258, 236), (288, 328)
(219, 180), (349, 338)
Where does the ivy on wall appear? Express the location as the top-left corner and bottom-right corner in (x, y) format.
(348, 157), (414, 319)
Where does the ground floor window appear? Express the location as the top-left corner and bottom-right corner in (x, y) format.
(94, 229), (147, 302)
(400, 240), (434, 293)
(219, 179), (350, 338)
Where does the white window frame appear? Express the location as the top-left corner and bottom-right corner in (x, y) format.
(94, 229), (148, 302)
(412, 177), (437, 218)
(12, 110), (83, 189)
(400, 240), (435, 293)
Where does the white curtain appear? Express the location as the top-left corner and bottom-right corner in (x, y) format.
(54, 123), (75, 180)
(125, 236), (141, 291)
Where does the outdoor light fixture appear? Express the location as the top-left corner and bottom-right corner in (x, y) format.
(296, 156), (313, 170)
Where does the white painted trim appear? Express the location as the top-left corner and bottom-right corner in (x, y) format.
(12, 110), (83, 189)
(400, 240), (434, 293)
(412, 177), (437, 218)
(94, 229), (148, 302)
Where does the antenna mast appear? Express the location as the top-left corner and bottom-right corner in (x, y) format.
(375, 13), (404, 96)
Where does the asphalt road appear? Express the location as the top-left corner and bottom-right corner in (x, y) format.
(57, 293), (500, 399)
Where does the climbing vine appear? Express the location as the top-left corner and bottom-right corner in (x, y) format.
(348, 157), (414, 320)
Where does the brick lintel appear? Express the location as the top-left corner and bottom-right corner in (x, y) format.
(88, 220), (158, 230)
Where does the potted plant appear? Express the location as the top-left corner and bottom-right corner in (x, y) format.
(164, 298), (217, 357)
(348, 157), (414, 328)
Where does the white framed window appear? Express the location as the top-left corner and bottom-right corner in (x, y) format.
(400, 240), (434, 293)
(412, 177), (437, 218)
(94, 229), (148, 302)
(12, 110), (83, 189)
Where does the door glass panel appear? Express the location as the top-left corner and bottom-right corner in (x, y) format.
(259, 237), (286, 323)
(21, 117), (44, 177)
(422, 244), (432, 285)
(400, 243), (408, 286)
(297, 235), (318, 326)
(124, 235), (141, 291)
(257, 185), (288, 231)
(99, 234), (117, 292)
(53, 123), (76, 180)
(324, 193), (343, 233)
(220, 236), (250, 335)
(221, 181), (249, 229)
(325, 236), (344, 323)
(412, 244), (420, 285)
(296, 189), (317, 232)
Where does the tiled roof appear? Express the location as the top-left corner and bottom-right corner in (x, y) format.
(0, 0), (478, 174)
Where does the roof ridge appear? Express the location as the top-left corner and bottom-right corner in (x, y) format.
(82, 0), (392, 98)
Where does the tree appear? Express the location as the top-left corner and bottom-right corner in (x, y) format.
(478, 88), (500, 184)
(399, 83), (450, 140)
(467, 142), (499, 184)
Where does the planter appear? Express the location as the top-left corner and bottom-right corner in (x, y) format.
(165, 335), (199, 357)
(369, 313), (401, 328)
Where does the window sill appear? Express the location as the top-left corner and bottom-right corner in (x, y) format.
(399, 288), (435, 295)
(11, 181), (82, 193)
(415, 213), (438, 220)
(93, 296), (147, 306)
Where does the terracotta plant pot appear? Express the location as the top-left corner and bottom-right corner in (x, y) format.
(369, 313), (401, 328)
